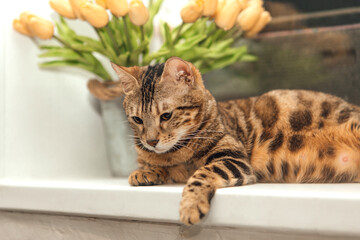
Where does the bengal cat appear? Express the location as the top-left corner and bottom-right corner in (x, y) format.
(111, 57), (360, 225)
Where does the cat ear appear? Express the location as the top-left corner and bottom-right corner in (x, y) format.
(111, 62), (139, 95)
(161, 57), (196, 87)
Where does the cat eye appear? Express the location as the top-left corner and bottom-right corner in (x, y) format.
(160, 112), (172, 121)
(132, 116), (143, 124)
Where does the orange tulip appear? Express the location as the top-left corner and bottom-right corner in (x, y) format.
(19, 11), (34, 31)
(248, 0), (263, 6)
(95, 0), (107, 9)
(28, 16), (54, 39)
(49, 0), (76, 19)
(203, 0), (217, 17)
(107, 0), (129, 17)
(236, 2), (263, 31)
(238, 0), (248, 10)
(181, 0), (204, 23)
(129, 0), (149, 26)
(69, 0), (87, 19)
(16, 12), (54, 39)
(214, 0), (241, 30)
(13, 18), (34, 37)
(80, 2), (109, 28)
(246, 10), (271, 37)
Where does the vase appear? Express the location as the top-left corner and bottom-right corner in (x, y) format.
(88, 79), (137, 177)
(99, 98), (138, 177)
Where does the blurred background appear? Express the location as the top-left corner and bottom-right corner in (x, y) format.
(205, 0), (360, 104)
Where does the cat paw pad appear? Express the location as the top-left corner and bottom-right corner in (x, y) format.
(179, 192), (210, 225)
(128, 170), (163, 186)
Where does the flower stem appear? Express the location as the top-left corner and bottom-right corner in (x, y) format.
(106, 25), (120, 55)
(122, 17), (133, 52)
(54, 35), (81, 55)
(94, 28), (106, 49)
(53, 35), (111, 82)
(140, 25), (145, 41)
(173, 22), (185, 44)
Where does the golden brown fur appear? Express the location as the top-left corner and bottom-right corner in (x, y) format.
(111, 57), (360, 226)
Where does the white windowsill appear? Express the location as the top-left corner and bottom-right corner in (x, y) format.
(0, 179), (359, 237)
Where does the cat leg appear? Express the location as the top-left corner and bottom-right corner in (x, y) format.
(128, 166), (168, 186)
(179, 154), (255, 225)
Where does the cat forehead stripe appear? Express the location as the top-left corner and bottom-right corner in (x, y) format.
(141, 63), (165, 112)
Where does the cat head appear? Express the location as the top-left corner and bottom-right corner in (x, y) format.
(111, 57), (213, 154)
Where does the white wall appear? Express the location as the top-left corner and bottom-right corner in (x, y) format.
(0, 0), (111, 179)
(0, 0), (185, 180)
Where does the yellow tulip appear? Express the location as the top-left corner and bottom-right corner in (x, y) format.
(180, 0), (204, 23)
(129, 0), (149, 26)
(203, 0), (217, 17)
(49, 0), (76, 19)
(236, 3), (263, 31)
(28, 16), (54, 39)
(107, 0), (129, 17)
(80, 2), (109, 28)
(13, 18), (34, 37)
(245, 10), (271, 37)
(69, 0), (87, 19)
(95, 0), (107, 9)
(214, 0), (241, 30)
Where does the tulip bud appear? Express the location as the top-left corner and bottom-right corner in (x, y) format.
(69, 0), (87, 19)
(80, 2), (109, 28)
(95, 0), (107, 9)
(238, 0), (249, 10)
(248, 0), (263, 6)
(107, 0), (129, 17)
(181, 0), (204, 23)
(28, 16), (54, 39)
(129, 0), (149, 26)
(203, 0), (217, 17)
(245, 10), (271, 37)
(49, 0), (76, 19)
(13, 18), (34, 37)
(236, 3), (263, 31)
(211, 0), (224, 18)
(19, 11), (34, 31)
(215, 0), (241, 30)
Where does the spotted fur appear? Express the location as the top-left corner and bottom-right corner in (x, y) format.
(111, 57), (360, 226)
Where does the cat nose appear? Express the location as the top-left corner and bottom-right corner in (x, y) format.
(146, 139), (159, 147)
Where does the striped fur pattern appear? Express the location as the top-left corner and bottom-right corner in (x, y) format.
(111, 57), (360, 226)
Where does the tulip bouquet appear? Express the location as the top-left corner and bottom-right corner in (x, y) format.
(13, 0), (272, 84)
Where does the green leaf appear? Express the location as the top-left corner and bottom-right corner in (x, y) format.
(175, 34), (207, 52)
(177, 47), (209, 62)
(73, 35), (104, 52)
(162, 22), (173, 49)
(240, 54), (258, 62)
(212, 39), (235, 51)
(39, 48), (83, 61)
(117, 52), (130, 65)
(69, 43), (94, 52)
(143, 49), (170, 65)
(39, 45), (62, 50)
(144, 0), (164, 38)
(39, 60), (92, 71)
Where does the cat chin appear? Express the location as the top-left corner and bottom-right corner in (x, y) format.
(154, 149), (169, 154)
(143, 145), (172, 154)
(154, 145), (175, 154)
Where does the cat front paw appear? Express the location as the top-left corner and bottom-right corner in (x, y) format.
(179, 187), (213, 225)
(128, 169), (164, 186)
